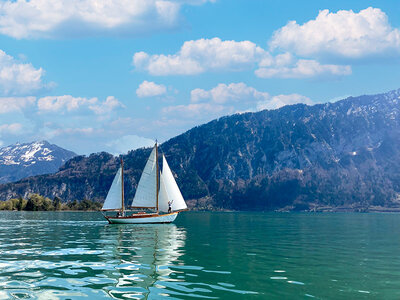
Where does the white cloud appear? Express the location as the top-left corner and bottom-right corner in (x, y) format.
(133, 37), (268, 75)
(255, 59), (351, 79)
(166, 82), (313, 122)
(0, 0), (214, 39)
(37, 95), (97, 112)
(106, 134), (155, 155)
(0, 50), (45, 95)
(191, 82), (269, 104)
(136, 81), (167, 98)
(0, 94), (123, 117)
(165, 84), (245, 120)
(0, 123), (23, 135)
(269, 7), (400, 59)
(133, 37), (351, 79)
(189, 82), (313, 112)
(0, 96), (36, 113)
(37, 95), (123, 114)
(190, 88), (209, 102)
(258, 52), (293, 68)
(89, 96), (124, 114)
(257, 94), (313, 111)
(131, 8), (399, 80)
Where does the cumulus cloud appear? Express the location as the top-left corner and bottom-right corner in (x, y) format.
(191, 82), (269, 104)
(0, 50), (45, 95)
(133, 37), (351, 79)
(164, 84), (254, 120)
(0, 94), (123, 117)
(165, 82), (313, 123)
(132, 8), (400, 79)
(0, 96), (36, 113)
(255, 58), (351, 78)
(37, 95), (123, 114)
(133, 37), (268, 75)
(269, 7), (400, 59)
(136, 81), (167, 98)
(0, 0), (214, 39)
(89, 96), (124, 114)
(189, 82), (312, 112)
(37, 95), (97, 112)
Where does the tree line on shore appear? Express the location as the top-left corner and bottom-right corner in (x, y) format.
(0, 194), (102, 211)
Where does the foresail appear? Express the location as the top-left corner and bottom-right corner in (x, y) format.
(130, 146), (157, 208)
(158, 170), (169, 212)
(102, 167), (122, 210)
(159, 155), (187, 212)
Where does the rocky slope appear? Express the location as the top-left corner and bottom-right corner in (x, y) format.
(0, 141), (76, 183)
(0, 89), (399, 211)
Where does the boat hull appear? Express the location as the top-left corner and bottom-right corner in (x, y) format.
(105, 212), (179, 224)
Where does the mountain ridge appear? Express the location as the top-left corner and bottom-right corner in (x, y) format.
(0, 141), (77, 184)
(0, 88), (399, 211)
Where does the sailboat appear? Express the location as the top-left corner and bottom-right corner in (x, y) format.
(101, 142), (187, 224)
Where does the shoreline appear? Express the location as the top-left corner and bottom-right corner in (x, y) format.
(2, 207), (400, 213)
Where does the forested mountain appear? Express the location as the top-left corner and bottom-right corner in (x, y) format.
(0, 141), (76, 184)
(0, 89), (399, 211)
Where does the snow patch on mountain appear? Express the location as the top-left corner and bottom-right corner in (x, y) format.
(0, 141), (58, 166)
(0, 141), (77, 183)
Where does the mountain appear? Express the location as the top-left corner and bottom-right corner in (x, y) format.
(0, 89), (399, 211)
(0, 141), (77, 184)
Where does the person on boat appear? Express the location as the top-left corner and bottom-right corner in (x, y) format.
(168, 200), (173, 213)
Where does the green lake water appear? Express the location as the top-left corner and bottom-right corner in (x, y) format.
(0, 211), (400, 299)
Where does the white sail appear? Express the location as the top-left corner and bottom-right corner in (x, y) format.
(158, 170), (169, 212)
(159, 155), (187, 212)
(102, 167), (122, 210)
(130, 146), (157, 208)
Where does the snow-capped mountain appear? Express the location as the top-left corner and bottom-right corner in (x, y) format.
(0, 141), (76, 183)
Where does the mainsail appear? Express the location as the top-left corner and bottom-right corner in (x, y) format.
(102, 167), (122, 211)
(159, 155), (187, 212)
(130, 146), (157, 208)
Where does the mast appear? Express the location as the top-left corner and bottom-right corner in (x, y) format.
(156, 141), (159, 213)
(121, 157), (124, 214)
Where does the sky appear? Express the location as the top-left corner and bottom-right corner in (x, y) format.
(0, 0), (399, 155)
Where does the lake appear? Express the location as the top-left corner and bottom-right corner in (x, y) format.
(0, 211), (399, 299)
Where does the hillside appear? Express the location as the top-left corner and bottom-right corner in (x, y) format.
(0, 141), (77, 184)
(0, 89), (399, 211)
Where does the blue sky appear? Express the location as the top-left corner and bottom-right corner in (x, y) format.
(0, 0), (399, 154)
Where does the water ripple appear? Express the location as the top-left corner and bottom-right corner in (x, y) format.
(1, 211), (400, 298)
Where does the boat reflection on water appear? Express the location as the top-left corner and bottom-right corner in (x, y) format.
(100, 223), (186, 299)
